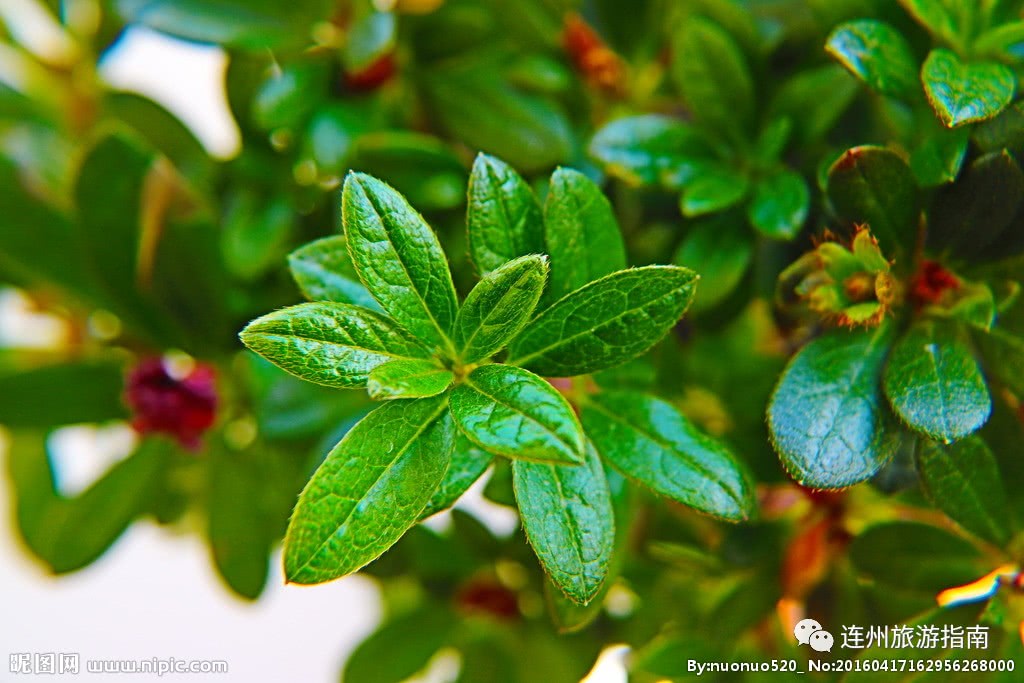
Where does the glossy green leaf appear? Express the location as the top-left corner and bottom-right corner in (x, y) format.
(454, 255), (547, 363)
(673, 214), (752, 312)
(115, 0), (331, 49)
(826, 145), (920, 253)
(768, 325), (902, 489)
(467, 154), (544, 275)
(543, 168), (627, 301)
(679, 167), (749, 218)
(342, 172), (459, 352)
(513, 443), (614, 605)
(918, 437), (1011, 545)
(450, 364), (584, 464)
(419, 436), (492, 519)
(0, 361), (127, 428)
(287, 235), (380, 310)
(883, 322), (991, 442)
(283, 396), (453, 584)
(367, 359), (453, 401)
(747, 169), (809, 240)
(507, 266), (698, 377)
(974, 327), (1024, 395)
(582, 391), (755, 521)
(9, 433), (168, 574)
(588, 115), (714, 188)
(826, 20), (919, 99)
(922, 49), (1016, 128)
(928, 150), (1024, 255)
(671, 16), (754, 138)
(240, 302), (429, 388)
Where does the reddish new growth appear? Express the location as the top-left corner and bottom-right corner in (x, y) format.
(456, 578), (520, 621)
(345, 53), (397, 92)
(562, 13), (626, 96)
(910, 260), (960, 308)
(125, 357), (218, 450)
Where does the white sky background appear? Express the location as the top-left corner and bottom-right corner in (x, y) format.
(0, 14), (628, 683)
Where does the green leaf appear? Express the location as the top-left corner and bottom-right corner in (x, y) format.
(918, 437), (1011, 545)
(921, 49), (1016, 128)
(115, 0), (331, 49)
(582, 391), (755, 521)
(9, 433), (168, 574)
(342, 172), (459, 352)
(543, 168), (627, 301)
(350, 132), (468, 212)
(973, 327), (1024, 395)
(975, 21), (1024, 63)
(679, 167), (750, 218)
(928, 150), (1024, 255)
(252, 58), (329, 131)
(419, 436), (493, 519)
(342, 11), (395, 73)
(0, 360), (127, 428)
(673, 214), (752, 312)
(671, 16), (754, 139)
(287, 235), (380, 310)
(453, 255), (548, 363)
(449, 364), (584, 464)
(283, 396), (453, 584)
(898, 0), (963, 48)
(588, 115), (714, 188)
(910, 126), (969, 186)
(768, 325), (903, 489)
(850, 521), (982, 593)
(768, 65), (859, 146)
(342, 607), (456, 683)
(221, 191), (293, 281)
(367, 359), (453, 401)
(747, 169), (809, 240)
(826, 145), (920, 253)
(883, 322), (991, 442)
(507, 266), (698, 377)
(467, 154), (545, 276)
(240, 302), (429, 388)
(826, 20), (920, 99)
(512, 443), (614, 605)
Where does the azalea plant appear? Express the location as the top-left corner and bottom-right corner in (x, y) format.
(4, 0), (1024, 681)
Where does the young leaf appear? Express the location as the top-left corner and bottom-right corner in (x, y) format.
(826, 146), (920, 253)
(747, 169), (809, 240)
(883, 322), (991, 443)
(671, 16), (754, 139)
(342, 172), (459, 351)
(283, 396), (453, 584)
(679, 167), (749, 218)
(367, 359), (453, 401)
(588, 115), (715, 188)
(507, 266), (698, 377)
(921, 49), (1016, 128)
(419, 436), (493, 519)
(287, 235), (380, 310)
(543, 168), (627, 301)
(825, 20), (919, 99)
(582, 391), (755, 521)
(240, 302), (429, 388)
(513, 443), (614, 605)
(918, 437), (1011, 545)
(453, 254), (547, 363)
(768, 325), (902, 489)
(449, 364), (584, 464)
(467, 154), (545, 276)
(673, 214), (752, 312)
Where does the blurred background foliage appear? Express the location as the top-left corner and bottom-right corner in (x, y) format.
(4, 0), (1024, 681)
